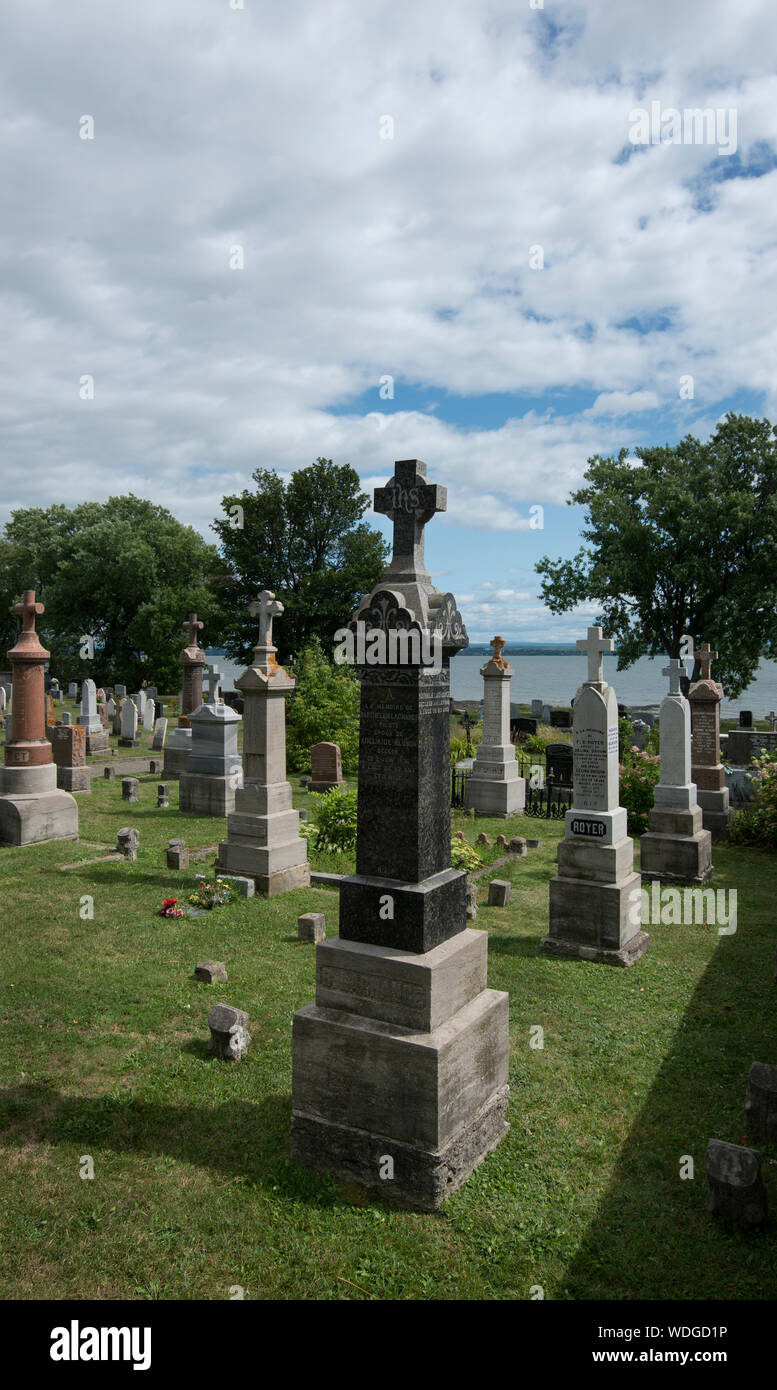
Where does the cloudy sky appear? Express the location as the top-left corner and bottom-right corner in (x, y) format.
(2, 0), (776, 641)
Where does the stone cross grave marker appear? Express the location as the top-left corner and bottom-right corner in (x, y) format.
(576, 625), (613, 684)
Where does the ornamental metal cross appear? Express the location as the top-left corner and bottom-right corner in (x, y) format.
(249, 590), (283, 650)
(694, 641), (717, 681)
(183, 613), (204, 647)
(576, 625), (613, 683)
(15, 589), (44, 633)
(663, 657), (685, 695)
(373, 459), (446, 575)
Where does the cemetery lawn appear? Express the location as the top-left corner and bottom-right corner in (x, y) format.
(1, 778), (776, 1301)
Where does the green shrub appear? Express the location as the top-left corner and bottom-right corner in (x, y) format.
(285, 637), (360, 773)
(619, 750), (660, 835)
(729, 749), (777, 850)
(451, 839), (483, 873)
(309, 785), (358, 853)
(450, 737), (468, 767)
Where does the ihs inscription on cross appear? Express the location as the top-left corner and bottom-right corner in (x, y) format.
(15, 589), (45, 634)
(183, 613), (204, 649)
(663, 657), (685, 695)
(694, 642), (717, 681)
(576, 625), (614, 683)
(374, 459), (446, 576)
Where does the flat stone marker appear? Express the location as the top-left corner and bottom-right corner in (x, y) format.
(195, 960), (228, 983)
(705, 1139), (767, 1230)
(219, 874), (255, 898)
(157, 783), (169, 808)
(744, 1061), (777, 1143)
(298, 911), (326, 942)
(207, 1004), (251, 1061)
(509, 837), (527, 856)
(116, 827), (139, 861)
(167, 839), (189, 870)
(488, 880), (511, 907)
(122, 777), (139, 803)
(526, 838), (541, 849)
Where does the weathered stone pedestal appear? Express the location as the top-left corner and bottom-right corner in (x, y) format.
(640, 662), (713, 884)
(541, 628), (648, 966)
(215, 592), (309, 895)
(465, 638), (525, 817)
(291, 459), (509, 1208)
(180, 701), (242, 817)
(689, 646), (732, 841)
(0, 591), (78, 845)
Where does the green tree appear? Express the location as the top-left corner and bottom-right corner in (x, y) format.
(212, 459), (388, 663)
(535, 414), (777, 697)
(0, 497), (225, 689)
(285, 638), (360, 773)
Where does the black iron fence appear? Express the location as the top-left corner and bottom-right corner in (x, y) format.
(524, 776), (571, 819)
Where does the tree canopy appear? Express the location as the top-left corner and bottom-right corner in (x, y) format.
(535, 414), (777, 698)
(212, 458), (388, 663)
(0, 496), (224, 689)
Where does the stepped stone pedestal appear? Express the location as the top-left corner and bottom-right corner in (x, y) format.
(640, 658), (713, 884)
(215, 592), (309, 895)
(291, 459), (509, 1209)
(689, 643), (732, 840)
(163, 613), (206, 780)
(465, 637), (525, 817)
(541, 626), (648, 966)
(0, 590), (78, 845)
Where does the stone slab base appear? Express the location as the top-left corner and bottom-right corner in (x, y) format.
(309, 780), (344, 794)
(540, 929), (650, 967)
(119, 737), (141, 749)
(465, 775), (526, 818)
(56, 767), (90, 793)
(640, 829), (713, 884)
(179, 772), (236, 817)
(547, 870), (643, 955)
(291, 1085), (509, 1211)
(247, 860), (311, 897)
(162, 746), (191, 780)
(0, 789), (79, 846)
(85, 732), (110, 756)
(700, 808), (733, 840)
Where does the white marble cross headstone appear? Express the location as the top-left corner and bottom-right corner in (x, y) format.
(205, 663), (221, 702)
(576, 626), (614, 683)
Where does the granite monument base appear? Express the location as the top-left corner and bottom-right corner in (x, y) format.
(697, 787), (732, 841)
(179, 772), (236, 817)
(308, 779), (344, 795)
(0, 764), (78, 845)
(56, 766), (91, 794)
(84, 730), (110, 756)
(640, 804), (713, 884)
(162, 728), (192, 780)
(465, 773), (526, 818)
(542, 863), (649, 966)
(291, 928), (509, 1210)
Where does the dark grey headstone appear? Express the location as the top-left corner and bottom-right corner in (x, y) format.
(745, 1062), (777, 1143)
(739, 710), (753, 728)
(705, 1139), (767, 1229)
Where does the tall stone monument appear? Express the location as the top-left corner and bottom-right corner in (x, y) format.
(640, 657), (713, 884)
(215, 593), (309, 894)
(0, 591), (78, 845)
(291, 459), (510, 1210)
(78, 678), (109, 755)
(163, 614), (207, 780)
(689, 642), (732, 840)
(180, 700), (242, 816)
(541, 625), (648, 966)
(465, 635), (525, 816)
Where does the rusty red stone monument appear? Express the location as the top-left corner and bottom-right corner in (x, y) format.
(163, 613), (207, 779)
(689, 641), (732, 840)
(0, 590), (78, 844)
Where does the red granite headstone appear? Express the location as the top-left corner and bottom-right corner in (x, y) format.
(52, 725), (86, 768)
(309, 741), (343, 792)
(4, 590), (52, 770)
(178, 613), (206, 729)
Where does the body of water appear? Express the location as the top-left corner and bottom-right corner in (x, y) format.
(207, 649), (777, 721)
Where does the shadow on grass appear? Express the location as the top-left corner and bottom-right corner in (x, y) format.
(561, 916), (777, 1300)
(0, 1083), (343, 1208)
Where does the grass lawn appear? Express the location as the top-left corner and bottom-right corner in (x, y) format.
(1, 741), (776, 1300)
